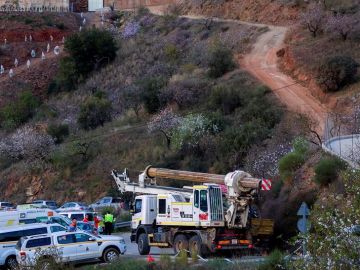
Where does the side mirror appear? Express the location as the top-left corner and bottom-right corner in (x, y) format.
(130, 209), (134, 214)
(89, 237), (96, 241)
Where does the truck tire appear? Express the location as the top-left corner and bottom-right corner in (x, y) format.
(173, 234), (189, 254)
(102, 247), (120, 262)
(189, 235), (208, 258)
(5, 256), (18, 270)
(138, 233), (151, 255)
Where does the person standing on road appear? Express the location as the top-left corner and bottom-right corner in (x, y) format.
(83, 214), (89, 223)
(93, 214), (100, 235)
(104, 211), (115, 235)
(68, 219), (77, 232)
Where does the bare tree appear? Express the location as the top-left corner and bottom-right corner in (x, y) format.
(297, 115), (323, 146)
(71, 139), (98, 162)
(326, 13), (359, 41)
(300, 3), (325, 37)
(148, 107), (181, 148)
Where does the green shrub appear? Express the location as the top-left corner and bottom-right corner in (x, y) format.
(24, 18), (34, 25)
(292, 136), (309, 155)
(47, 124), (69, 144)
(278, 137), (309, 181)
(278, 152), (304, 180)
(78, 96), (112, 130)
(139, 76), (167, 114)
(55, 22), (66, 30)
(54, 57), (78, 92)
(0, 91), (40, 129)
(175, 249), (188, 267)
(317, 55), (359, 92)
(164, 44), (180, 63)
(83, 259), (147, 270)
(314, 156), (346, 186)
(208, 45), (235, 78)
(207, 85), (243, 114)
(238, 86), (282, 128)
(56, 28), (117, 92)
(159, 254), (172, 270)
(258, 249), (286, 270)
(42, 15), (54, 26)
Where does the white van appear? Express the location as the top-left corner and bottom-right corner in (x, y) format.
(0, 223), (67, 269)
(58, 211), (95, 222)
(0, 208), (70, 228)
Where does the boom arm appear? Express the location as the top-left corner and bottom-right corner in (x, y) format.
(111, 169), (193, 197)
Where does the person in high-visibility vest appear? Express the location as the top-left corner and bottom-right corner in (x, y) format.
(104, 211), (115, 235)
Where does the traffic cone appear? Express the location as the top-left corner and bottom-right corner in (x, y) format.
(147, 255), (155, 263)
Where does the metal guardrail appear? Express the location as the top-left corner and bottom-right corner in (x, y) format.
(114, 221), (131, 229)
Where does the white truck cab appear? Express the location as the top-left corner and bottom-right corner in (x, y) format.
(131, 195), (157, 230)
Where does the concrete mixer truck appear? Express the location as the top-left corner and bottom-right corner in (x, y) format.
(111, 166), (273, 256)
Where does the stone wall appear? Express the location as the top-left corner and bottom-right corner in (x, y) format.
(104, 0), (175, 10)
(0, 0), (69, 11)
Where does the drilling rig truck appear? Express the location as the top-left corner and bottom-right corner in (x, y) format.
(112, 166), (273, 256)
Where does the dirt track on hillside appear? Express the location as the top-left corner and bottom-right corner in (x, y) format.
(148, 6), (328, 134)
(241, 25), (327, 134)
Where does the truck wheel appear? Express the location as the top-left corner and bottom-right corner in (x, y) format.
(189, 235), (208, 258)
(173, 234), (189, 254)
(138, 233), (151, 255)
(5, 256), (18, 270)
(102, 247), (120, 262)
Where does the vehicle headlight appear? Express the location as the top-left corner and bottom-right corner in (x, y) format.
(119, 239), (125, 244)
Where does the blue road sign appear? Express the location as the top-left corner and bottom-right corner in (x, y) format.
(297, 217), (311, 233)
(297, 202), (310, 216)
(297, 202), (311, 233)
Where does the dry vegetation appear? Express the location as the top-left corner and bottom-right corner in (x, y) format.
(280, 1), (360, 97)
(0, 10), (284, 205)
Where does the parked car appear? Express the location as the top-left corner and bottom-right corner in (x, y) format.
(16, 231), (126, 267)
(0, 202), (15, 211)
(56, 202), (91, 212)
(32, 200), (58, 210)
(58, 211), (94, 222)
(89, 197), (122, 211)
(0, 223), (67, 269)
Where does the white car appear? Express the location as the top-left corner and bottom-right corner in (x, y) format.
(0, 223), (67, 269)
(56, 202), (91, 212)
(0, 202), (15, 210)
(32, 200), (58, 210)
(89, 197), (122, 211)
(16, 231), (126, 267)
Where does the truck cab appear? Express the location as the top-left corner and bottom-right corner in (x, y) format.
(131, 195), (157, 230)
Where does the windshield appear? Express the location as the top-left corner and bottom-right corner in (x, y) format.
(16, 238), (24, 250)
(61, 216), (72, 224)
(46, 202), (57, 207)
(134, 199), (142, 214)
(2, 203), (13, 207)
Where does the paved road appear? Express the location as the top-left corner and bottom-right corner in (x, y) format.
(115, 232), (174, 257)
